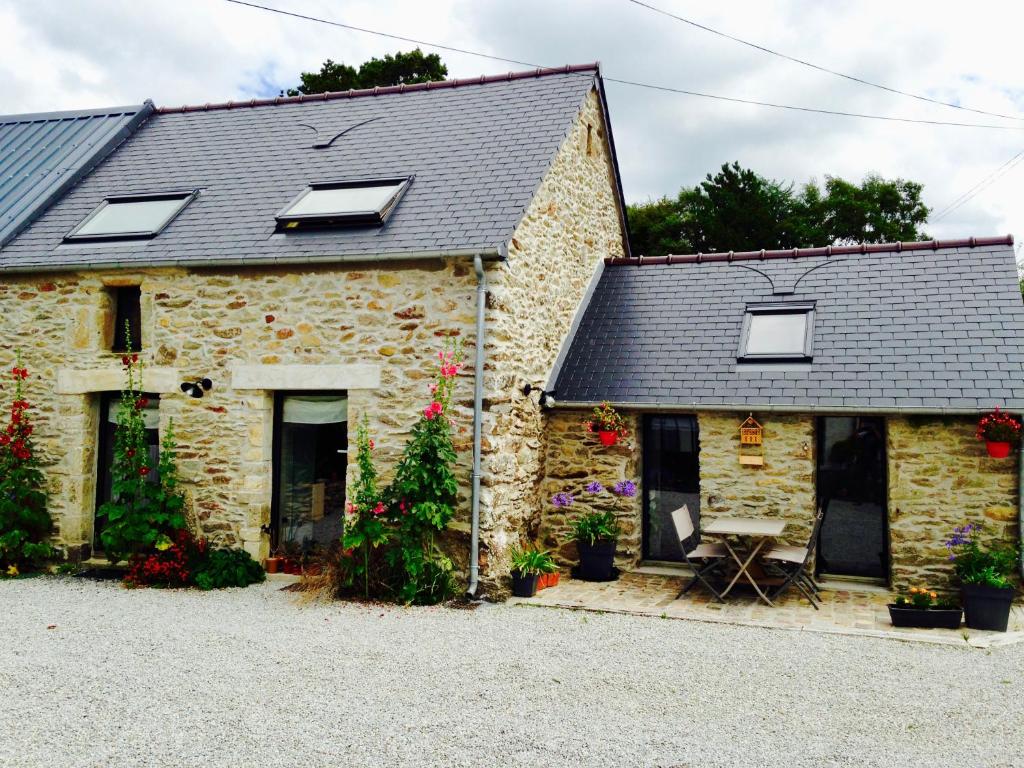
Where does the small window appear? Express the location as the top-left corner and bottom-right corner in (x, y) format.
(276, 177), (411, 230)
(111, 286), (142, 352)
(65, 191), (196, 242)
(738, 302), (814, 362)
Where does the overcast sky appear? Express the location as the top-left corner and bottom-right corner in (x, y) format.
(4, 0), (1023, 255)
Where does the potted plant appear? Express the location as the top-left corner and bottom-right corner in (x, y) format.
(509, 545), (557, 597)
(976, 407), (1021, 458)
(583, 402), (628, 447)
(945, 522), (1018, 632)
(264, 554), (282, 574)
(888, 586), (963, 629)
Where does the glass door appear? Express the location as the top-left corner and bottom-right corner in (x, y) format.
(642, 414), (700, 562)
(816, 416), (888, 580)
(272, 394), (348, 554)
(94, 392), (161, 549)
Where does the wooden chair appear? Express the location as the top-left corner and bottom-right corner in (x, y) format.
(761, 507), (825, 609)
(670, 505), (728, 600)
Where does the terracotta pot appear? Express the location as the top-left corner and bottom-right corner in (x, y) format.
(986, 441), (1012, 458)
(598, 430), (618, 447)
(264, 557), (281, 574)
(538, 571), (560, 590)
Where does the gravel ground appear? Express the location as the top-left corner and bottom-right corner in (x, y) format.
(1, 578), (1022, 768)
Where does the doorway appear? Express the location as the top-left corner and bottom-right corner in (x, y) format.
(94, 392), (161, 549)
(816, 416), (889, 581)
(271, 393), (348, 554)
(642, 414), (700, 562)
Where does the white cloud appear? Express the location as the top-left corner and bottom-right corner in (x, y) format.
(2, 0), (1022, 249)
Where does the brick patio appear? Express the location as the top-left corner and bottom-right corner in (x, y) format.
(512, 569), (1024, 649)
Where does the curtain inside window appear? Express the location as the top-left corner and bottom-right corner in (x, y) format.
(282, 396), (348, 425)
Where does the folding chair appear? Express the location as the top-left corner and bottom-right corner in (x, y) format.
(761, 506), (825, 609)
(670, 505), (728, 600)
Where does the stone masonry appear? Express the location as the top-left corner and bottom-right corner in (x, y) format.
(0, 88), (626, 596)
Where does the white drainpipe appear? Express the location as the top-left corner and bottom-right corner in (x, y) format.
(466, 253), (486, 597)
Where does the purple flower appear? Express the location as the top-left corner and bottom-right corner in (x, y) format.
(613, 480), (637, 498)
(551, 491), (574, 508)
(585, 481), (604, 494)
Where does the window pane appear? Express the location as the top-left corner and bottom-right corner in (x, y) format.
(77, 198), (187, 236)
(746, 312), (807, 355)
(642, 415), (700, 562)
(286, 184), (401, 217)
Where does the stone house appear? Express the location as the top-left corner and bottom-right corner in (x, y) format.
(0, 64), (629, 594)
(545, 237), (1024, 590)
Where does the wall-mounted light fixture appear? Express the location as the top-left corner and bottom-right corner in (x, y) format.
(523, 383), (556, 408)
(180, 378), (213, 399)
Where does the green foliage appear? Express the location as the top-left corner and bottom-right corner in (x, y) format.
(945, 523), (1018, 590)
(628, 162), (930, 255)
(339, 417), (391, 597)
(286, 48), (447, 96)
(192, 547), (265, 591)
(99, 325), (187, 563)
(569, 511), (621, 545)
(509, 545), (557, 576)
(0, 356), (54, 572)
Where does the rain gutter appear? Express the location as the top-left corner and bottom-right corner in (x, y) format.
(466, 253), (488, 598)
(550, 400), (1010, 417)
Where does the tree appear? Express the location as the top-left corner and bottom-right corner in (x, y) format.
(627, 162), (930, 256)
(285, 49), (448, 96)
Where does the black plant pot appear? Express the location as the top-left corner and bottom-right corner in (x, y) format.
(887, 605), (963, 629)
(576, 539), (617, 581)
(962, 584), (1015, 632)
(510, 570), (539, 598)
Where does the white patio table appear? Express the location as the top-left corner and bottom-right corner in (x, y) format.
(702, 517), (787, 606)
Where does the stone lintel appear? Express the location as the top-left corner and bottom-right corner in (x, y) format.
(230, 364), (380, 391)
(56, 367), (181, 394)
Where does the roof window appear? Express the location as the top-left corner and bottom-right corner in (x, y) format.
(276, 177), (411, 230)
(65, 191), (196, 242)
(738, 302), (815, 362)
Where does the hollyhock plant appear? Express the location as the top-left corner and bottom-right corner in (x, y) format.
(0, 355), (55, 573)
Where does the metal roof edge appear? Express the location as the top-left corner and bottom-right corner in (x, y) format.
(549, 400), (1023, 416)
(0, 102), (152, 124)
(0, 101), (156, 250)
(0, 246), (503, 275)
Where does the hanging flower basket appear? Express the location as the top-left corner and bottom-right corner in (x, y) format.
(986, 441), (1012, 459)
(583, 402), (628, 447)
(976, 407), (1021, 459)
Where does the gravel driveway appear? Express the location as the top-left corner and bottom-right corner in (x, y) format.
(1, 578), (1022, 768)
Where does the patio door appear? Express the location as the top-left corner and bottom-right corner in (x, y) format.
(815, 416), (888, 581)
(94, 392), (161, 550)
(271, 393), (348, 554)
(642, 414), (700, 562)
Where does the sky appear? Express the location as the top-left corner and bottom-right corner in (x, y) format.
(3, 0), (1023, 257)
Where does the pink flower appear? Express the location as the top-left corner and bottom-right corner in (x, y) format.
(373, 502), (386, 516)
(430, 401), (442, 414)
(423, 406), (436, 420)
(429, 383), (438, 394)
(368, 439), (375, 450)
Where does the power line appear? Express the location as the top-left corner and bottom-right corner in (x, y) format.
(223, 0), (1024, 132)
(626, 0), (1024, 124)
(931, 150), (1024, 221)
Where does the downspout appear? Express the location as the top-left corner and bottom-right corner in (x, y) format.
(1019, 431), (1024, 579)
(466, 253), (486, 597)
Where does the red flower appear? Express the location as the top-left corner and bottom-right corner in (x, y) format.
(139, 466), (150, 477)
(372, 502), (386, 516)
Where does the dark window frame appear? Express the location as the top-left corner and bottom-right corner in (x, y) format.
(641, 413), (701, 564)
(737, 301), (816, 363)
(275, 176), (413, 230)
(64, 190), (197, 242)
(110, 286), (142, 353)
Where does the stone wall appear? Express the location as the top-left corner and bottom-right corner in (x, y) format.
(537, 410), (642, 568)
(474, 89), (626, 587)
(0, 87), (626, 594)
(888, 415), (1019, 589)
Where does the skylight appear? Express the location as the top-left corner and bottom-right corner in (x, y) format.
(65, 191), (196, 242)
(276, 177), (412, 229)
(738, 302), (815, 362)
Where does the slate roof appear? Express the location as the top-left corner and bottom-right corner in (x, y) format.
(0, 65), (614, 272)
(0, 103), (152, 250)
(554, 237), (1024, 413)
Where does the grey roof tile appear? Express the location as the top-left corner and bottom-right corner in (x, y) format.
(554, 243), (1024, 412)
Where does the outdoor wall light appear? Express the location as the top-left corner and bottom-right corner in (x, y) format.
(180, 378), (213, 398)
(523, 383), (556, 408)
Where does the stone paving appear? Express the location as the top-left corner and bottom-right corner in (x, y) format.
(514, 569), (1024, 648)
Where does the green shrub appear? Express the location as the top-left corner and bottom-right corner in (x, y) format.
(509, 545), (557, 575)
(191, 547), (265, 591)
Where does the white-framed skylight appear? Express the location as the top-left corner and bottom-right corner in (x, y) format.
(737, 302), (815, 362)
(64, 191), (197, 242)
(276, 177), (412, 230)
